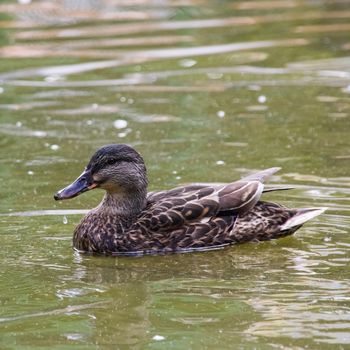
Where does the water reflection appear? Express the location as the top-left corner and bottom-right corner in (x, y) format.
(68, 244), (350, 345)
(0, 39), (308, 83)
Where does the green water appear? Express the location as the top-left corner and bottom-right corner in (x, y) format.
(0, 0), (350, 349)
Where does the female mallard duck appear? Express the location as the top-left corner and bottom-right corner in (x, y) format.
(54, 144), (326, 256)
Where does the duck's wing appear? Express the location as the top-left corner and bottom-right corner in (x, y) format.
(263, 186), (294, 193)
(148, 184), (293, 202)
(138, 168), (282, 233)
(138, 180), (264, 234)
(240, 167), (295, 193)
(148, 167), (282, 202)
(240, 167), (281, 182)
(147, 184), (208, 202)
(124, 180), (261, 252)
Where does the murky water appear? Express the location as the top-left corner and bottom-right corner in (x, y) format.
(0, 0), (350, 349)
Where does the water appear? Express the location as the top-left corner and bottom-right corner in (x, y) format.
(0, 0), (349, 348)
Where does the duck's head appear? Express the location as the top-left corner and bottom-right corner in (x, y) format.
(54, 144), (147, 201)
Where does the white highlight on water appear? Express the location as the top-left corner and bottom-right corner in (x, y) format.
(179, 59), (197, 67)
(113, 119), (128, 129)
(50, 144), (60, 151)
(258, 95), (267, 103)
(153, 335), (165, 341)
(217, 110), (225, 118)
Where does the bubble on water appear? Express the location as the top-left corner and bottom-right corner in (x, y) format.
(63, 216), (68, 224)
(92, 103), (99, 109)
(16, 121), (22, 127)
(0, 87), (4, 94)
(152, 335), (165, 341)
(50, 144), (59, 151)
(120, 96), (127, 103)
(258, 95), (267, 103)
(216, 160), (225, 165)
(86, 120), (93, 125)
(179, 59), (197, 68)
(127, 98), (134, 105)
(113, 119), (128, 129)
(175, 176), (181, 180)
(27, 170), (34, 175)
(217, 110), (225, 118)
(172, 170), (178, 174)
(324, 236), (332, 242)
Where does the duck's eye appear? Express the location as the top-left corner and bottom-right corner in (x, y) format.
(107, 159), (117, 166)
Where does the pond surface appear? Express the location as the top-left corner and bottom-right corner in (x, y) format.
(0, 0), (350, 349)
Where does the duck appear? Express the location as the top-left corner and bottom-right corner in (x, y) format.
(54, 144), (326, 256)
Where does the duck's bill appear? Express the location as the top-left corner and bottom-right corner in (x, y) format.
(54, 170), (97, 201)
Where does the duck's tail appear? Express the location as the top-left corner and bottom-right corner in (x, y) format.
(280, 207), (327, 231)
(232, 202), (327, 243)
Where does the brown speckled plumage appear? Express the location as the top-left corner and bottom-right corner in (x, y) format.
(54, 144), (326, 256)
